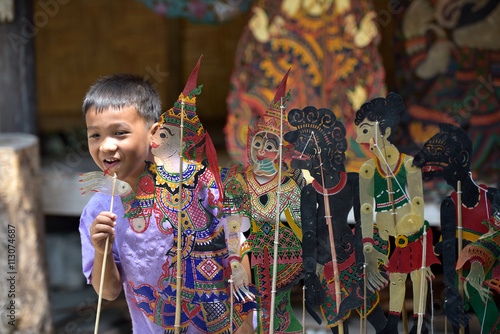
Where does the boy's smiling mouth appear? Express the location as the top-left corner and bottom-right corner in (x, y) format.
(103, 158), (120, 169)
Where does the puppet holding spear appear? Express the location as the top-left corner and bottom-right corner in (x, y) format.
(354, 93), (440, 334)
(284, 106), (388, 333)
(238, 70), (305, 334)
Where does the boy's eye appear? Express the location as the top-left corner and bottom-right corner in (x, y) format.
(115, 131), (128, 136)
(88, 133), (99, 139)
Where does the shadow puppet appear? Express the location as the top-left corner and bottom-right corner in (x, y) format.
(284, 106), (387, 333)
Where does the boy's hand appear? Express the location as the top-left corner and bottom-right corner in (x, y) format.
(90, 211), (117, 255)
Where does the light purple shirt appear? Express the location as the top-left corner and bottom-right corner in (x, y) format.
(80, 193), (172, 333)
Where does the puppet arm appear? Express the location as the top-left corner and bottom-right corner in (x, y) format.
(463, 261), (491, 303)
(226, 215), (255, 301)
(359, 161), (389, 292)
(301, 186), (325, 320)
(457, 238), (497, 304)
(406, 156), (425, 218)
(441, 197), (470, 329)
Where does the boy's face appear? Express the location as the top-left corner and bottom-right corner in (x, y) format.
(86, 106), (157, 188)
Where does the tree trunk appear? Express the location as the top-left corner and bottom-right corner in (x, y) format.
(0, 0), (37, 134)
(0, 134), (52, 333)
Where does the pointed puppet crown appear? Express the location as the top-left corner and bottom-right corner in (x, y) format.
(158, 56), (224, 204)
(159, 56), (205, 160)
(247, 69), (293, 167)
(250, 69), (292, 137)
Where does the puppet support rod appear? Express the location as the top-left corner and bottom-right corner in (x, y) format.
(174, 100), (186, 334)
(313, 134), (344, 334)
(269, 98), (284, 334)
(417, 228), (428, 334)
(230, 274), (234, 334)
(457, 181), (465, 334)
(94, 173), (118, 334)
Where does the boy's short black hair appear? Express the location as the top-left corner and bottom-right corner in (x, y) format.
(83, 74), (161, 125)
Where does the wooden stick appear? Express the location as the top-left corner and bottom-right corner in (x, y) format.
(417, 227), (427, 334)
(230, 274), (234, 334)
(94, 173), (118, 334)
(363, 263), (367, 334)
(313, 134), (344, 334)
(457, 181), (464, 334)
(269, 98), (284, 334)
(302, 285), (306, 334)
(174, 100), (185, 334)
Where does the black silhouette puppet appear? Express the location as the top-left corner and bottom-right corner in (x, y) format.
(413, 123), (499, 333)
(284, 106), (387, 333)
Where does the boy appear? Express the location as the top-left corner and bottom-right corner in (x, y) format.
(79, 74), (170, 332)
(80, 72), (255, 333)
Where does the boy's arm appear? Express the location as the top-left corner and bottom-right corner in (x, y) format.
(89, 211), (123, 300)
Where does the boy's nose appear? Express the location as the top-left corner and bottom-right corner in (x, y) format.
(100, 138), (118, 152)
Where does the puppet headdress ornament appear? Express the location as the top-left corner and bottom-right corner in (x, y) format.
(160, 56), (205, 161)
(159, 55), (223, 201)
(247, 69), (293, 163)
(249, 69), (292, 137)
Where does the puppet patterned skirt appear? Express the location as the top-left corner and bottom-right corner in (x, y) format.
(321, 252), (379, 327)
(131, 283), (257, 333)
(245, 226), (303, 291)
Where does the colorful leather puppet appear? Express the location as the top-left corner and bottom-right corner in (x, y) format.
(284, 106), (388, 333)
(225, 0), (386, 172)
(119, 57), (255, 333)
(413, 123), (498, 333)
(355, 93), (440, 334)
(393, 0), (500, 182)
(239, 71), (305, 334)
(456, 194), (500, 334)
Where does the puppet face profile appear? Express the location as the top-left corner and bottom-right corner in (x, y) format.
(413, 133), (452, 181)
(284, 129), (315, 171)
(151, 124), (183, 162)
(285, 106), (347, 175)
(413, 123), (472, 183)
(250, 130), (280, 176)
(353, 92), (405, 145)
(355, 119), (378, 145)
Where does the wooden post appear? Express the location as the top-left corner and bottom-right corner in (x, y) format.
(0, 134), (52, 333)
(0, 0), (37, 134)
